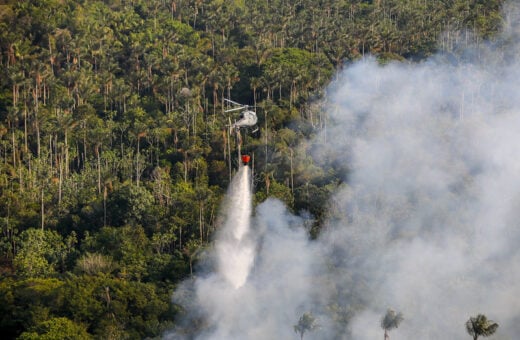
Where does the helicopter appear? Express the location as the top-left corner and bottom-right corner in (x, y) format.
(224, 98), (258, 166)
(224, 98), (258, 133)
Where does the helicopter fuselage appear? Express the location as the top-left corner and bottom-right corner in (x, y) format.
(232, 110), (258, 130)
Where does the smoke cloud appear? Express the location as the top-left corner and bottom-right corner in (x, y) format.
(169, 197), (323, 339)
(168, 2), (520, 339)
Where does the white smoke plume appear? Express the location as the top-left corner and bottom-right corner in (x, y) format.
(168, 196), (323, 339)
(168, 2), (520, 339)
(315, 3), (520, 338)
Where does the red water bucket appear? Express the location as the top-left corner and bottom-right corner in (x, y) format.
(241, 155), (251, 164)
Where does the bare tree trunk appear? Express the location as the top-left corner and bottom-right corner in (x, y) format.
(264, 110), (268, 172)
(12, 131), (16, 169)
(58, 148), (63, 205)
(179, 226), (182, 250)
(290, 148), (294, 193)
(105, 286), (111, 308)
(96, 145), (101, 194)
(199, 203), (203, 242)
(183, 150), (188, 182)
(49, 135), (53, 174)
(23, 105), (28, 153)
(83, 125), (87, 169)
(103, 184), (107, 227)
(136, 137), (140, 187)
(64, 129), (69, 178)
(40, 187), (44, 230)
(35, 112), (40, 158)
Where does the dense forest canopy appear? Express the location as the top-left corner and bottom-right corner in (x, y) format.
(0, 0), (505, 338)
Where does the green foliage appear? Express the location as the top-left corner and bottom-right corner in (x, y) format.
(13, 228), (67, 278)
(0, 275), (174, 339)
(255, 179), (294, 208)
(17, 317), (92, 340)
(264, 48), (333, 102)
(381, 309), (404, 331)
(145, 251), (190, 283)
(82, 226), (150, 280)
(381, 309), (404, 339)
(294, 312), (319, 340)
(58, 274), (173, 339)
(0, 278), (64, 339)
(466, 314), (499, 340)
(294, 182), (338, 225)
(106, 183), (155, 227)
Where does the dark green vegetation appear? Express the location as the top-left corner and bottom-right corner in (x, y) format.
(0, 0), (504, 338)
(294, 312), (319, 340)
(466, 314), (499, 340)
(381, 309), (403, 340)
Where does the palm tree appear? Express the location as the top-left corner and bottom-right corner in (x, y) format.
(466, 314), (499, 340)
(381, 309), (403, 340)
(294, 312), (319, 340)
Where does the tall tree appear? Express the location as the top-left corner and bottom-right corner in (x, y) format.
(294, 312), (319, 340)
(381, 309), (403, 340)
(465, 314), (499, 340)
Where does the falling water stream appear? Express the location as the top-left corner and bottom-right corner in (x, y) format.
(215, 165), (254, 289)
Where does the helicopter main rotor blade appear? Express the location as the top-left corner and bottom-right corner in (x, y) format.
(224, 107), (245, 113)
(224, 98), (242, 106)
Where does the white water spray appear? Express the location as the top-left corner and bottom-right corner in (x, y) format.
(215, 165), (254, 289)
